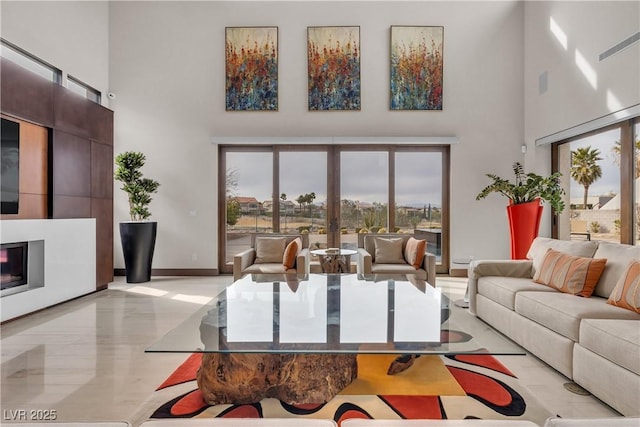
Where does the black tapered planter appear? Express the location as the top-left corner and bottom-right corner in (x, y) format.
(120, 221), (157, 283)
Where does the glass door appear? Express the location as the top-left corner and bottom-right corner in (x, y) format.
(340, 150), (389, 250)
(278, 150), (328, 251)
(220, 144), (450, 275)
(222, 150), (273, 267)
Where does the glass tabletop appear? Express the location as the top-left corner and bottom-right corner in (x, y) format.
(146, 273), (524, 355)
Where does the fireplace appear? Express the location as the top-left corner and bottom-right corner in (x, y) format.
(1, 242), (28, 291)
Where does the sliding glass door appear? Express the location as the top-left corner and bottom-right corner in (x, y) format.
(219, 145), (450, 275)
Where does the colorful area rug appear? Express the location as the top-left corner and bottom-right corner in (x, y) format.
(133, 347), (552, 425)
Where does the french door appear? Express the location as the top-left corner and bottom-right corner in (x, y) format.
(219, 145), (449, 275)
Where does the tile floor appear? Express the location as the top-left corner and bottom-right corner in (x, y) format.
(0, 276), (620, 425)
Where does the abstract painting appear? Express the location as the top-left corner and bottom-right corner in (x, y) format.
(307, 26), (360, 111)
(225, 27), (278, 111)
(390, 26), (444, 110)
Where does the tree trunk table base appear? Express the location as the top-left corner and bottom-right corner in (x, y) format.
(197, 352), (358, 405)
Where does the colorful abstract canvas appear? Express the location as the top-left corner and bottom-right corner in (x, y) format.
(390, 26), (444, 110)
(307, 26), (361, 111)
(225, 27), (278, 111)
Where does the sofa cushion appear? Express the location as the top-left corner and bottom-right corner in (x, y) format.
(255, 237), (287, 263)
(404, 237), (426, 269)
(533, 249), (606, 297)
(371, 263), (426, 279)
(607, 260), (640, 313)
(282, 237), (301, 269)
(527, 237), (599, 276)
(579, 318), (640, 375)
(374, 237), (406, 264)
(593, 241), (640, 298)
(477, 276), (557, 310)
(514, 291), (640, 341)
(244, 263), (289, 275)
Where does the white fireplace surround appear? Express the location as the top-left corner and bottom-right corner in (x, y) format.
(1, 219), (96, 322)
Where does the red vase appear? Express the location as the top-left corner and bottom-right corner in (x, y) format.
(506, 199), (543, 260)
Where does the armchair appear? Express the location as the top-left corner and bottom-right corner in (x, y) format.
(356, 233), (436, 285)
(233, 233), (310, 281)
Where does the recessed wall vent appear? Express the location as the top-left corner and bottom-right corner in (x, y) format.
(599, 31), (640, 62)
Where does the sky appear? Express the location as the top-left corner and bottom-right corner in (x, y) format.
(567, 127), (624, 199)
(225, 130), (633, 209)
(226, 150), (443, 208)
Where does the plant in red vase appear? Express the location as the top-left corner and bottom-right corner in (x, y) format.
(476, 162), (565, 259)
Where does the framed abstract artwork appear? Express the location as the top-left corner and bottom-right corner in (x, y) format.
(307, 26), (361, 111)
(225, 26), (278, 111)
(390, 26), (444, 110)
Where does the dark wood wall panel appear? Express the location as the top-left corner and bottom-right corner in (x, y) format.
(0, 58), (54, 127)
(54, 85), (89, 138)
(87, 102), (114, 145)
(52, 195), (91, 218)
(52, 131), (91, 197)
(92, 197), (114, 286)
(2, 57), (114, 289)
(91, 141), (113, 199)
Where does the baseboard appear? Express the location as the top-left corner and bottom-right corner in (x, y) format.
(113, 268), (220, 276)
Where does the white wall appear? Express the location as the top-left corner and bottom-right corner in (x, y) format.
(2, 1), (635, 272)
(523, 1), (640, 173)
(0, 1), (110, 102)
(108, 1), (526, 270)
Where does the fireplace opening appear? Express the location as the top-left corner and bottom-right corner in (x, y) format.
(1, 242), (28, 291)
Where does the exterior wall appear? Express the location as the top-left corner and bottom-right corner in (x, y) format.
(108, 1), (526, 269)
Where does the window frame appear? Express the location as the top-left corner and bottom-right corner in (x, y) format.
(552, 117), (639, 244)
(218, 144), (451, 275)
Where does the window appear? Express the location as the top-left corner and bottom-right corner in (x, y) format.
(67, 75), (101, 104)
(0, 39), (61, 83)
(634, 121), (640, 244)
(554, 117), (639, 245)
(219, 144), (450, 274)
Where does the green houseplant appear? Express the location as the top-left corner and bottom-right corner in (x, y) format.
(115, 151), (160, 283)
(476, 162), (565, 259)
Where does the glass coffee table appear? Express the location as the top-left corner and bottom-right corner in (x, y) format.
(147, 273), (524, 405)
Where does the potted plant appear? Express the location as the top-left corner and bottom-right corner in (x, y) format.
(115, 151), (160, 283)
(476, 162), (565, 259)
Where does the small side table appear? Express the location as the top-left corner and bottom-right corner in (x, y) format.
(311, 249), (357, 273)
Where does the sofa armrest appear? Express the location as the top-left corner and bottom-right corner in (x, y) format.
(468, 259), (533, 280)
(467, 259), (533, 315)
(422, 252), (437, 286)
(297, 248), (310, 275)
(357, 248), (372, 275)
(233, 248), (256, 281)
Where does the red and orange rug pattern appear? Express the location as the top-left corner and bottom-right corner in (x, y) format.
(133, 333), (551, 426)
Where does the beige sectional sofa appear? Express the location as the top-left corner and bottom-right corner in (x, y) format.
(468, 237), (640, 416)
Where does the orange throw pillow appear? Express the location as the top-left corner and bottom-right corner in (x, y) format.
(533, 248), (606, 297)
(607, 260), (640, 313)
(282, 237), (301, 269)
(404, 237), (426, 269)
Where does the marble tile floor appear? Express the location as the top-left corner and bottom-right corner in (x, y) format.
(0, 276), (619, 425)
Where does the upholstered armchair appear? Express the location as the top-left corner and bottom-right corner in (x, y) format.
(233, 233), (310, 281)
(356, 233), (436, 285)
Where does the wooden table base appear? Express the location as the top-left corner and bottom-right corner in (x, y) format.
(197, 352), (358, 405)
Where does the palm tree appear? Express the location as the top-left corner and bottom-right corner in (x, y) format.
(570, 146), (602, 209)
(612, 138), (640, 179)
